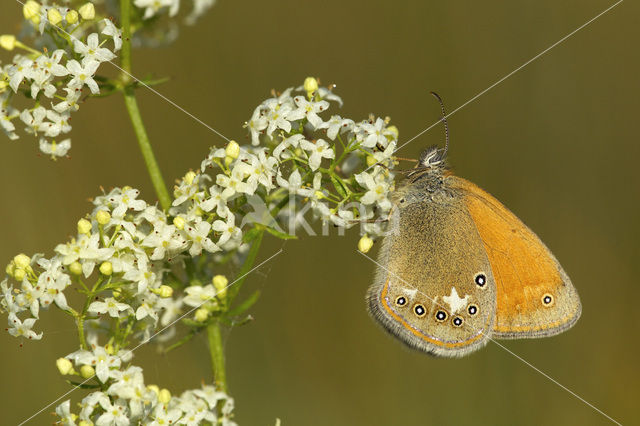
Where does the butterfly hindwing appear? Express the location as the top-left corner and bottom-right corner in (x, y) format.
(367, 185), (496, 357)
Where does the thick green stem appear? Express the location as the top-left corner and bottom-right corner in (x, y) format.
(207, 321), (227, 393)
(119, 0), (172, 211)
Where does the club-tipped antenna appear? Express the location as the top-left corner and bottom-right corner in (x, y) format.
(429, 91), (449, 160)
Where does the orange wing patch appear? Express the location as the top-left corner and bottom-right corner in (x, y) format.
(450, 176), (581, 338)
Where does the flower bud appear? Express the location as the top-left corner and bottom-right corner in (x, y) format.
(78, 3), (95, 20)
(47, 8), (63, 25)
(225, 140), (240, 159)
(23, 1), (40, 20)
(212, 275), (228, 299)
(56, 357), (74, 375)
(96, 210), (111, 225)
(194, 308), (209, 322)
(69, 261), (82, 275)
(155, 285), (173, 298)
(0, 35), (16, 51)
(77, 218), (92, 235)
(13, 254), (31, 269)
(366, 155), (377, 167)
(79, 364), (95, 378)
(173, 216), (185, 230)
(304, 77), (318, 98)
(5, 262), (15, 277)
(158, 388), (171, 404)
(386, 125), (399, 139)
(65, 10), (78, 24)
(13, 268), (26, 281)
(184, 171), (196, 185)
(147, 384), (160, 395)
(99, 261), (113, 276)
(358, 235), (374, 253)
(78, 421), (92, 426)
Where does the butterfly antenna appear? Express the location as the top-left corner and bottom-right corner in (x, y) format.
(430, 91), (449, 160)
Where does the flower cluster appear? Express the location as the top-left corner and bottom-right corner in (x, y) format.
(1, 77), (398, 425)
(1, 1), (123, 157)
(54, 339), (235, 425)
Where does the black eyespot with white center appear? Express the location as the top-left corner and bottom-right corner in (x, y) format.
(395, 296), (407, 307)
(467, 304), (478, 316)
(435, 310), (448, 322)
(452, 316), (464, 327)
(413, 304), (426, 317)
(474, 273), (487, 288)
(541, 293), (554, 307)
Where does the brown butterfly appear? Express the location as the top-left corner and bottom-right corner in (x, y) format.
(366, 96), (581, 357)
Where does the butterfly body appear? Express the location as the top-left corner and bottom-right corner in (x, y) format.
(367, 147), (581, 357)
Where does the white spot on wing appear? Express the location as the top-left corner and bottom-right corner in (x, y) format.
(442, 287), (470, 315)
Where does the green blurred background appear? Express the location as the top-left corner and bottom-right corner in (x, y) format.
(1, 0), (638, 424)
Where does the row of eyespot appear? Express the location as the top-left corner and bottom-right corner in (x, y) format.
(394, 295), (478, 327)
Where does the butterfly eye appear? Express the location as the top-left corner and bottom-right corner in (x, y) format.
(467, 304), (479, 316)
(434, 310), (448, 322)
(452, 316), (464, 327)
(395, 296), (407, 306)
(541, 293), (554, 307)
(474, 273), (487, 288)
(413, 304), (426, 317)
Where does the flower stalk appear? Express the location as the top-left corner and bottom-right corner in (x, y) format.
(120, 0), (171, 211)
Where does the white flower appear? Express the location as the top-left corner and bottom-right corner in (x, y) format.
(37, 258), (71, 310)
(317, 115), (354, 140)
(53, 87), (82, 113)
(264, 102), (295, 137)
(216, 164), (253, 199)
(107, 188), (147, 218)
(8, 57), (34, 92)
(15, 280), (43, 318)
(1, 97), (19, 140)
(74, 33), (117, 65)
(184, 219), (220, 256)
(289, 96), (329, 128)
(66, 59), (100, 94)
(79, 392), (109, 422)
(20, 106), (48, 136)
(183, 284), (216, 307)
(88, 297), (132, 317)
(96, 398), (129, 426)
(244, 149), (278, 191)
(157, 296), (183, 326)
(55, 400), (75, 426)
(6, 313), (42, 340)
(273, 133), (305, 159)
(70, 346), (121, 382)
(276, 169), (313, 197)
(39, 138), (72, 158)
(245, 106), (267, 146)
(101, 19), (123, 51)
(142, 222), (186, 260)
(199, 184), (229, 216)
(123, 266), (158, 294)
(212, 212), (241, 246)
(355, 169), (392, 211)
(136, 296), (159, 322)
(359, 117), (391, 148)
(300, 138), (335, 170)
(43, 110), (71, 137)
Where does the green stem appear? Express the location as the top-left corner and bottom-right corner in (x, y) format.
(119, 0), (172, 211)
(207, 321), (227, 393)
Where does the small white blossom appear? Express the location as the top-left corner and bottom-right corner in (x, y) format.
(289, 96), (329, 128)
(6, 313), (43, 340)
(300, 138), (335, 170)
(88, 297), (132, 317)
(66, 59), (100, 94)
